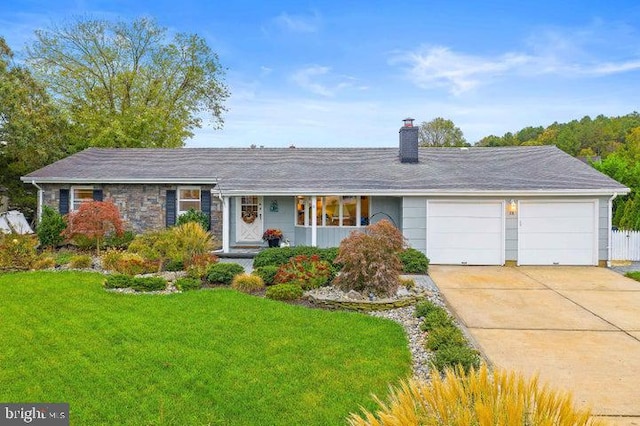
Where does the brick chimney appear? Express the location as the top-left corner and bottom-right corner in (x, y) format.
(399, 117), (419, 163)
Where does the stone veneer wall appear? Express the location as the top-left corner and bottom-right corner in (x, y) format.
(41, 183), (222, 242)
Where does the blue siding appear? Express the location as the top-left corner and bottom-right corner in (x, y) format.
(402, 197), (427, 252)
(370, 197), (402, 227)
(263, 196), (295, 244)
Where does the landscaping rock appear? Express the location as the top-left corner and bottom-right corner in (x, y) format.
(345, 290), (364, 300)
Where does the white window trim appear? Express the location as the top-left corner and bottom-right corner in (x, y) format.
(177, 186), (201, 216)
(70, 186), (94, 211)
(295, 195), (366, 228)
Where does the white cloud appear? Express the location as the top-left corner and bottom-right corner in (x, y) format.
(392, 46), (532, 95)
(291, 65), (362, 97)
(394, 23), (640, 95)
(273, 12), (320, 33)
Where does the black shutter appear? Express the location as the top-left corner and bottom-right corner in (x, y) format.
(93, 189), (103, 201)
(201, 190), (211, 231)
(59, 189), (70, 215)
(166, 190), (177, 227)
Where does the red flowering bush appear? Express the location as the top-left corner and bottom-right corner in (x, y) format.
(274, 254), (332, 290)
(63, 200), (124, 254)
(334, 219), (406, 297)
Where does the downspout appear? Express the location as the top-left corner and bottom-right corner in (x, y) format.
(608, 192), (618, 268)
(30, 180), (44, 223)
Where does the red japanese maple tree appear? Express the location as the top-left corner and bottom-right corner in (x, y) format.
(63, 200), (124, 254)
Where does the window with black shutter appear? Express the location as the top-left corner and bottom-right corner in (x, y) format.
(166, 190), (177, 227)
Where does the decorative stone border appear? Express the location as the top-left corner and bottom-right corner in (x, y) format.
(304, 291), (431, 312)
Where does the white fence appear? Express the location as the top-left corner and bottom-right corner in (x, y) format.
(611, 230), (640, 261)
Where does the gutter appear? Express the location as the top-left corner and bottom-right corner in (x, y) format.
(30, 180), (44, 223)
(608, 192), (619, 267)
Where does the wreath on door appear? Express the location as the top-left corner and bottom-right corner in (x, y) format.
(242, 211), (257, 224)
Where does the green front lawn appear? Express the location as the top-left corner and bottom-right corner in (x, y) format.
(0, 271), (410, 425)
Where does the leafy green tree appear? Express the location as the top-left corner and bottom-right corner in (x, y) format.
(27, 17), (229, 150)
(418, 117), (468, 147)
(0, 37), (67, 217)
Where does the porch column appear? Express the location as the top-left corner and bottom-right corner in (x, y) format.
(222, 196), (230, 253)
(311, 196), (317, 247)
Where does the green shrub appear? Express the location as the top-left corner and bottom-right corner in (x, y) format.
(175, 277), (202, 291)
(206, 262), (245, 285)
(420, 309), (454, 332)
(432, 345), (481, 374)
(399, 248), (429, 273)
(37, 205), (66, 248)
(130, 276), (167, 292)
(253, 266), (279, 285)
(104, 275), (167, 292)
(0, 234), (38, 271)
(68, 254), (93, 269)
(425, 326), (467, 351)
(415, 300), (440, 318)
(176, 208), (210, 230)
(274, 254), (332, 290)
(104, 274), (133, 289)
(103, 230), (135, 249)
(232, 273), (265, 294)
(165, 259), (184, 272)
(265, 283), (304, 301)
(253, 246), (339, 268)
(33, 255), (56, 270)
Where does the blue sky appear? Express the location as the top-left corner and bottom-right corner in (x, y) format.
(2, 1), (640, 147)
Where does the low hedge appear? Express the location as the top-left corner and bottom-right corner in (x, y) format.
(265, 283), (304, 301)
(175, 277), (202, 291)
(416, 300), (480, 373)
(103, 274), (167, 292)
(253, 246), (339, 268)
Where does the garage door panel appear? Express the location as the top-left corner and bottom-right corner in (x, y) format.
(522, 202), (594, 218)
(429, 217), (503, 233)
(520, 233), (595, 250)
(521, 217), (594, 233)
(427, 201), (504, 265)
(429, 232), (503, 250)
(521, 249), (594, 265)
(519, 201), (596, 266)
(430, 202), (502, 216)
(433, 249), (504, 265)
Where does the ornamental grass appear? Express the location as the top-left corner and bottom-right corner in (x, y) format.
(348, 364), (603, 426)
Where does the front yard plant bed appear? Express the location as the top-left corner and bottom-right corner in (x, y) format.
(0, 271), (411, 425)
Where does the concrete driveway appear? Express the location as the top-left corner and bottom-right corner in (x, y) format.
(429, 265), (640, 425)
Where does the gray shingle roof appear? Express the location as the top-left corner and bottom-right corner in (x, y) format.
(22, 145), (629, 194)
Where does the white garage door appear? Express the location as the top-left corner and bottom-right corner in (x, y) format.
(427, 201), (504, 265)
(518, 201), (597, 265)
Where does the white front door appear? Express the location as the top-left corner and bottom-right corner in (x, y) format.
(518, 200), (598, 265)
(236, 196), (264, 242)
(427, 200), (505, 265)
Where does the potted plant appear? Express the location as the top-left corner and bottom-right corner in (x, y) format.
(262, 228), (283, 247)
